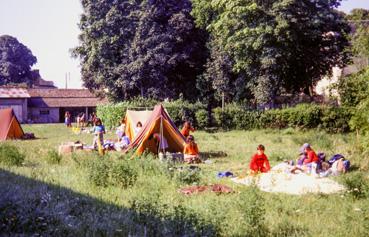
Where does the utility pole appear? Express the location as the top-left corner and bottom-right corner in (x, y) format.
(68, 72), (71, 88)
(65, 73), (68, 89)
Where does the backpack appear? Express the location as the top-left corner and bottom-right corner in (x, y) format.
(328, 154), (345, 165)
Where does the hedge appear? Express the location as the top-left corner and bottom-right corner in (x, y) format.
(96, 98), (206, 129)
(97, 100), (353, 133)
(213, 104), (353, 133)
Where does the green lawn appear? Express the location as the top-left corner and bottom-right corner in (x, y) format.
(1, 124), (368, 236)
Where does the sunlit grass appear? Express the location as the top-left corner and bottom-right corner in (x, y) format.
(1, 124), (368, 236)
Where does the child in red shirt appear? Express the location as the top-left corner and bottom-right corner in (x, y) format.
(249, 144), (271, 174)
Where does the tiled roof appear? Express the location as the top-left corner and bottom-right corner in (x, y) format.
(0, 88), (30, 98)
(0, 88), (108, 107)
(28, 89), (108, 108)
(28, 89), (97, 98)
(29, 97), (107, 108)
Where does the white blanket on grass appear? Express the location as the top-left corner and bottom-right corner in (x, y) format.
(232, 171), (345, 195)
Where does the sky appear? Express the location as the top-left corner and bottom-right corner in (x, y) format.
(0, 0), (369, 89)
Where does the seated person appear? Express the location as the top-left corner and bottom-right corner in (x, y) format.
(115, 132), (130, 151)
(249, 144), (270, 174)
(291, 143), (319, 174)
(302, 143), (319, 165)
(181, 121), (195, 138)
(134, 121), (143, 137)
(183, 135), (201, 164)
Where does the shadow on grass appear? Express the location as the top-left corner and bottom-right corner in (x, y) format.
(0, 168), (216, 236)
(201, 151), (228, 159)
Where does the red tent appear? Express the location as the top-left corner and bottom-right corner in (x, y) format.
(125, 104), (185, 155)
(0, 108), (24, 141)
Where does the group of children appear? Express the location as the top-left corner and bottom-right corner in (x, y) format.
(88, 115), (200, 164)
(64, 111), (97, 128)
(248, 143), (349, 177)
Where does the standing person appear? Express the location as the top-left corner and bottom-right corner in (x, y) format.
(80, 112), (86, 128)
(249, 144), (271, 174)
(181, 121), (195, 139)
(76, 113), (81, 128)
(64, 111), (71, 127)
(92, 118), (105, 151)
(183, 135), (201, 164)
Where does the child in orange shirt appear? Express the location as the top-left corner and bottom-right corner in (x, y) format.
(249, 144), (270, 174)
(183, 135), (201, 164)
(181, 121), (195, 138)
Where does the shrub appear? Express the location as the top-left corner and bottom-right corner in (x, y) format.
(272, 219), (309, 237)
(110, 161), (138, 188)
(85, 158), (110, 187)
(129, 193), (216, 236)
(337, 67), (369, 107)
(0, 144), (25, 166)
(320, 106), (352, 133)
(175, 167), (201, 184)
(97, 97), (206, 129)
(195, 109), (209, 129)
(45, 149), (62, 165)
(237, 187), (268, 237)
(343, 172), (369, 199)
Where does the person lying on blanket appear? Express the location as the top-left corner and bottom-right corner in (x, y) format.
(249, 144), (270, 174)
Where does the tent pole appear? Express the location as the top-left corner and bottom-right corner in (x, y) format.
(160, 116), (165, 154)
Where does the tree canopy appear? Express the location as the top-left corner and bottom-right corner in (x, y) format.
(192, 0), (351, 106)
(74, 0), (351, 106)
(346, 8), (369, 58)
(0, 35), (37, 86)
(73, 0), (207, 101)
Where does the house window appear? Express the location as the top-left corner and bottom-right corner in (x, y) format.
(40, 110), (50, 115)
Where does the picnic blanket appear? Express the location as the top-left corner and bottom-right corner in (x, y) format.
(232, 172), (345, 195)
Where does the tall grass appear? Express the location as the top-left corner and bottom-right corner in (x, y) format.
(0, 124), (368, 236)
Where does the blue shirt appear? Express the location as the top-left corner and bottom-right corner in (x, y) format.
(94, 125), (105, 133)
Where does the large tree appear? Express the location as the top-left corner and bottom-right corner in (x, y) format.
(346, 8), (369, 59)
(192, 0), (351, 106)
(0, 35), (37, 86)
(73, 0), (207, 101)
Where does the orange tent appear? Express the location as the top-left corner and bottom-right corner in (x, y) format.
(0, 108), (24, 141)
(124, 109), (153, 142)
(125, 104), (186, 155)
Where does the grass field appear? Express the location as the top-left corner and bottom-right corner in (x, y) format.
(1, 124), (369, 236)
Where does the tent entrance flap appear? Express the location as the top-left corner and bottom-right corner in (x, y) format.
(124, 109), (153, 142)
